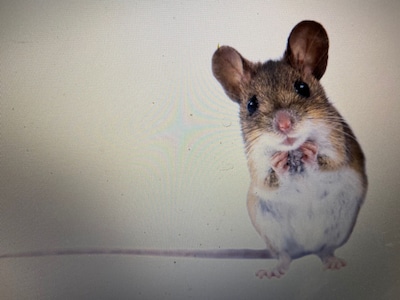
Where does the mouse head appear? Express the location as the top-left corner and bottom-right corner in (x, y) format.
(212, 20), (331, 152)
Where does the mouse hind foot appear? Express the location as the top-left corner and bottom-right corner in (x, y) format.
(256, 252), (292, 279)
(320, 253), (347, 270)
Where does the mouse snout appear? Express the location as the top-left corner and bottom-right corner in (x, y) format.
(275, 110), (293, 134)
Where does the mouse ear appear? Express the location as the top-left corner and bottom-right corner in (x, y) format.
(212, 46), (257, 103)
(284, 20), (329, 80)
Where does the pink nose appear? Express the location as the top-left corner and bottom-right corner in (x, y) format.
(276, 111), (292, 134)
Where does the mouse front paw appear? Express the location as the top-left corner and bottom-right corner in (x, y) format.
(300, 141), (319, 169)
(271, 151), (289, 175)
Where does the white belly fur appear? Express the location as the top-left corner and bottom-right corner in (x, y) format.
(252, 167), (363, 259)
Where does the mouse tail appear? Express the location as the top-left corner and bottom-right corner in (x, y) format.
(0, 248), (273, 259)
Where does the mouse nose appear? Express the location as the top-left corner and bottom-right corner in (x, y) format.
(276, 110), (292, 134)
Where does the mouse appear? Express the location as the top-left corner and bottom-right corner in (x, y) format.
(211, 20), (367, 278)
(0, 21), (367, 280)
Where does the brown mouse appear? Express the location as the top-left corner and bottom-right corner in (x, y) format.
(212, 20), (367, 278)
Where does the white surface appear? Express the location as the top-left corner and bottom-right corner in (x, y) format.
(1, 1), (399, 299)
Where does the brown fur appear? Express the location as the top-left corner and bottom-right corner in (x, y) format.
(212, 20), (368, 279)
(212, 22), (366, 189)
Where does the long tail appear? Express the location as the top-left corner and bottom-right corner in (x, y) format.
(0, 248), (272, 259)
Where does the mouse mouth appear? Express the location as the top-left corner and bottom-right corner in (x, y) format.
(282, 137), (297, 146)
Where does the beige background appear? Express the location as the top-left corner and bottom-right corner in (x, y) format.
(1, 1), (399, 299)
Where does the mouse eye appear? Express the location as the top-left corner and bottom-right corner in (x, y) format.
(247, 95), (259, 116)
(294, 80), (310, 98)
